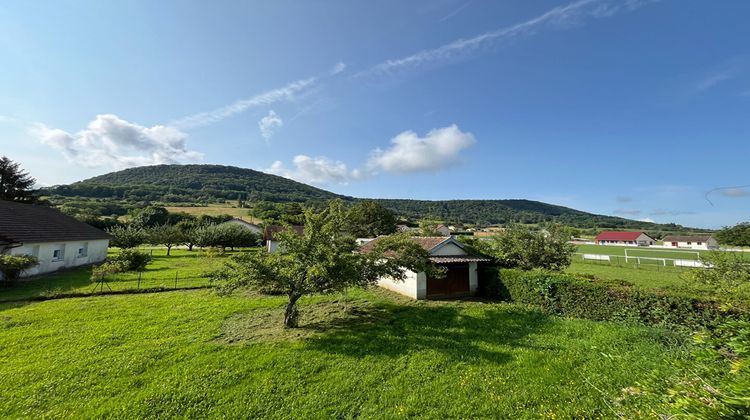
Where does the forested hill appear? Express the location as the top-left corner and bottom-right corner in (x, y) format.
(46, 164), (343, 203)
(44, 164), (692, 230)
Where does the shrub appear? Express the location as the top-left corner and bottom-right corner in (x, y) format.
(479, 268), (748, 330)
(0, 255), (38, 285)
(469, 224), (575, 271)
(109, 249), (151, 272)
(90, 261), (123, 280)
(663, 319), (750, 417)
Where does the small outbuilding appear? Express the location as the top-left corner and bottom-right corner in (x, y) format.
(594, 231), (655, 246)
(359, 236), (490, 300)
(662, 235), (718, 250)
(0, 200), (110, 277)
(263, 225), (304, 253)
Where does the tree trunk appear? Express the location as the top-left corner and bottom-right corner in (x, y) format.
(166, 245), (172, 256)
(284, 294), (301, 328)
(188, 243), (194, 251)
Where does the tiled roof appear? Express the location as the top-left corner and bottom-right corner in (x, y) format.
(358, 236), (451, 254)
(430, 256), (491, 263)
(594, 231), (647, 241)
(662, 235), (714, 242)
(0, 200), (110, 244)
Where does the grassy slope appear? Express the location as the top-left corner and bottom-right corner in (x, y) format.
(0, 288), (682, 418)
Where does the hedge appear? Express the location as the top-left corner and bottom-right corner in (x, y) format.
(479, 267), (749, 330)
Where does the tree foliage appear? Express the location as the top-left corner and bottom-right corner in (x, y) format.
(468, 224), (575, 271)
(344, 200), (397, 238)
(0, 156), (36, 203)
(107, 225), (148, 249)
(108, 249), (152, 272)
(716, 222), (750, 247)
(689, 251), (750, 293)
(0, 254), (38, 285)
(148, 224), (187, 256)
(213, 200), (441, 328)
(194, 223), (259, 250)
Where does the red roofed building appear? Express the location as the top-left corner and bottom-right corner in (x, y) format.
(594, 231), (655, 247)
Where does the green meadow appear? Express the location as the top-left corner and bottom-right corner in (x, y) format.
(0, 287), (684, 418)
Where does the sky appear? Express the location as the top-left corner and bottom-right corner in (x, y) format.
(1, 0), (749, 229)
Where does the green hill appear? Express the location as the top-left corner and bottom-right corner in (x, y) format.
(43, 164), (699, 231)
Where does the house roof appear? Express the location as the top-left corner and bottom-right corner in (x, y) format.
(662, 235), (714, 243)
(430, 256), (491, 263)
(594, 231), (650, 241)
(263, 225), (304, 241)
(0, 200), (110, 244)
(224, 218), (261, 229)
(358, 236), (455, 254)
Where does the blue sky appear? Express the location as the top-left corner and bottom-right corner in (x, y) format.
(1, 0), (749, 229)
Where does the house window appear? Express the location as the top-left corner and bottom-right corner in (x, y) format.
(77, 243), (88, 258)
(687, 242), (692, 245)
(697, 242), (702, 245)
(52, 249), (63, 261)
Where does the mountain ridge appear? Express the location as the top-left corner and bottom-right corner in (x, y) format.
(42, 164), (703, 231)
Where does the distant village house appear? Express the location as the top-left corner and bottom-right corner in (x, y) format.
(594, 231), (655, 246)
(221, 218), (262, 235)
(0, 201), (110, 277)
(662, 235), (718, 250)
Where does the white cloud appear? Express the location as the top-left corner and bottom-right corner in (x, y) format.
(31, 114), (202, 169)
(331, 61), (347, 75)
(258, 110), (283, 143)
(267, 155), (350, 185)
(357, 0), (658, 78)
(638, 217), (656, 223)
(169, 78), (315, 129)
(366, 124), (475, 174)
(718, 188), (750, 198)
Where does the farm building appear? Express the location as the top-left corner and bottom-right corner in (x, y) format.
(359, 236), (490, 300)
(263, 225), (304, 253)
(595, 231), (655, 246)
(662, 235), (718, 250)
(0, 200), (110, 277)
(221, 218), (262, 235)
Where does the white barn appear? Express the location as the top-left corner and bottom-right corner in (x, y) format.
(0, 201), (110, 278)
(662, 235), (718, 250)
(359, 236), (490, 300)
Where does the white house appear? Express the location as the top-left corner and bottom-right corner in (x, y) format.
(594, 231), (655, 246)
(359, 236), (490, 300)
(0, 200), (110, 278)
(662, 235), (718, 250)
(221, 218), (262, 235)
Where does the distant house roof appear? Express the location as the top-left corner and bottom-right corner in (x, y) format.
(359, 236), (455, 254)
(223, 218), (262, 230)
(594, 231), (651, 242)
(662, 235), (714, 243)
(0, 200), (110, 244)
(263, 225), (304, 241)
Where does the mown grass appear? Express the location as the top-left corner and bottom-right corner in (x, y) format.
(567, 261), (750, 302)
(0, 287), (685, 418)
(575, 244), (750, 261)
(0, 248), (235, 303)
(164, 204), (260, 221)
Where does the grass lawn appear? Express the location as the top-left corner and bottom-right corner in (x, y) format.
(0, 287), (684, 418)
(0, 248), (236, 303)
(164, 204), (260, 221)
(567, 261), (750, 301)
(575, 244), (750, 261)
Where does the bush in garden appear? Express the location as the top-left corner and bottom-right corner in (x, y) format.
(109, 249), (151, 272)
(0, 255), (38, 285)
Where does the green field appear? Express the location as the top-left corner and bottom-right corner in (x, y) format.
(0, 286), (686, 418)
(0, 248), (233, 303)
(568, 245), (750, 301)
